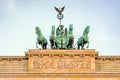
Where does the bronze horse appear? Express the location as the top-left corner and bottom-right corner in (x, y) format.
(77, 26), (90, 49)
(35, 27), (47, 49)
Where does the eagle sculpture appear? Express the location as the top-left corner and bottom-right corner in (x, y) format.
(54, 6), (65, 14)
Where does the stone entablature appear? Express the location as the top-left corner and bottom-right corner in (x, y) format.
(0, 49), (120, 79)
(0, 56), (28, 72)
(25, 49), (98, 57)
(96, 56), (120, 60)
(0, 50), (120, 73)
(0, 56), (27, 61)
(0, 72), (120, 78)
(96, 56), (120, 72)
(25, 49), (98, 73)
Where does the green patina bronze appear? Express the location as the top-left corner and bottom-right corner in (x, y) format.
(77, 26), (90, 49)
(35, 7), (90, 50)
(55, 25), (67, 49)
(49, 24), (74, 49)
(35, 27), (47, 49)
(54, 6), (65, 25)
(50, 26), (57, 49)
(67, 24), (74, 48)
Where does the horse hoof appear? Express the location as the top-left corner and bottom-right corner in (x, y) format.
(81, 48), (85, 50)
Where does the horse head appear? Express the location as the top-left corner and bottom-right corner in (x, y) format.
(69, 24), (73, 32)
(35, 27), (42, 36)
(51, 26), (55, 35)
(82, 26), (90, 41)
(83, 26), (90, 35)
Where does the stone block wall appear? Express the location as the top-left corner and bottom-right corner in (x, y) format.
(95, 56), (120, 72)
(0, 56), (28, 72)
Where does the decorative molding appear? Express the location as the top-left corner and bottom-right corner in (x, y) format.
(32, 58), (91, 69)
(96, 56), (120, 61)
(0, 56), (27, 61)
(25, 49), (98, 58)
(26, 49), (98, 73)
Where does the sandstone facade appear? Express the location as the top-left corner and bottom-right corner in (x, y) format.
(0, 49), (120, 80)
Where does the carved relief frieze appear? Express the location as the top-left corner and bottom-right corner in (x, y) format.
(32, 57), (91, 69)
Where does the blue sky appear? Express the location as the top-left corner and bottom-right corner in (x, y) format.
(0, 0), (120, 56)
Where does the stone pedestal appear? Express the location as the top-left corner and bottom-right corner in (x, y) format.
(25, 49), (98, 73)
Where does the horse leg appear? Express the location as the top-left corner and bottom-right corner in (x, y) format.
(50, 39), (56, 49)
(67, 40), (72, 49)
(53, 40), (56, 49)
(41, 41), (45, 49)
(68, 41), (71, 48)
(36, 41), (38, 49)
(43, 44), (45, 49)
(81, 41), (85, 50)
(55, 42), (58, 49)
(77, 44), (80, 49)
(44, 43), (47, 49)
(87, 41), (89, 48)
(50, 41), (53, 49)
(67, 43), (69, 49)
(42, 44), (44, 49)
(70, 41), (73, 48)
(81, 45), (84, 49)
(45, 43), (48, 49)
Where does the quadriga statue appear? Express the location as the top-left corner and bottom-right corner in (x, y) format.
(35, 25), (90, 50)
(35, 6), (90, 50)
